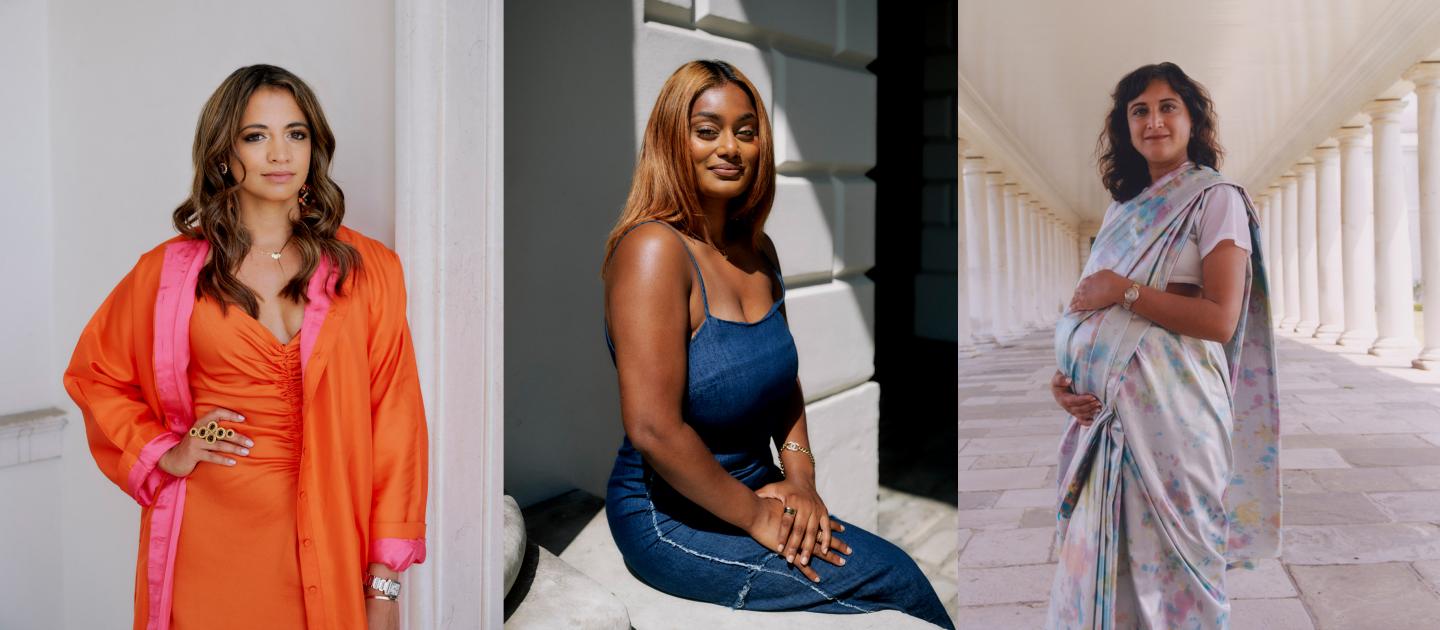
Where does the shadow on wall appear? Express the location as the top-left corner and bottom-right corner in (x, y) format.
(503, 0), (635, 507)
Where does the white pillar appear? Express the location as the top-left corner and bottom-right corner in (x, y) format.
(1407, 63), (1440, 368)
(1263, 188), (1282, 321)
(963, 156), (992, 344)
(986, 172), (1012, 344)
(1313, 143), (1345, 341)
(1281, 173), (1301, 330)
(1026, 198), (1043, 327)
(1014, 192), (1033, 330)
(1296, 159), (1320, 335)
(1337, 123), (1379, 348)
(1364, 97), (1419, 357)
(1002, 183), (1023, 340)
(1042, 212), (1056, 321)
(955, 140), (975, 354)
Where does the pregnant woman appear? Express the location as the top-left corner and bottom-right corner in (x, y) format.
(64, 64), (427, 630)
(601, 59), (952, 628)
(1046, 62), (1281, 629)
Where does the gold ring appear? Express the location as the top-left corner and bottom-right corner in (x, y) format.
(783, 506), (797, 516)
(188, 421), (233, 444)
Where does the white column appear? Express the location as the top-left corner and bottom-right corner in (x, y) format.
(1313, 143), (1345, 341)
(1002, 182), (1022, 340)
(1025, 197), (1043, 327)
(985, 172), (1011, 344)
(1042, 212), (1055, 321)
(1364, 97), (1419, 357)
(1337, 123), (1378, 348)
(1407, 63), (1440, 368)
(1262, 189), (1280, 317)
(1281, 173), (1300, 330)
(963, 156), (992, 343)
(955, 140), (975, 354)
(1296, 159), (1320, 335)
(1014, 191), (1033, 330)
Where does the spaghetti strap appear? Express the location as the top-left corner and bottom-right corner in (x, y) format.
(616, 220), (710, 314)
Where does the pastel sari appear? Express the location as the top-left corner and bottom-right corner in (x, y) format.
(1047, 165), (1280, 629)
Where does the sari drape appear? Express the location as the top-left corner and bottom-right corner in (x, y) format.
(1047, 165), (1280, 629)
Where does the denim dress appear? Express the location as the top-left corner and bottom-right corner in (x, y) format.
(604, 222), (953, 628)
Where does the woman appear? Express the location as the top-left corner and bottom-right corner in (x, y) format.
(64, 65), (427, 630)
(1046, 62), (1280, 629)
(601, 60), (952, 628)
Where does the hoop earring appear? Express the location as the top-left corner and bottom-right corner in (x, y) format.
(218, 162), (229, 175)
(298, 184), (314, 207)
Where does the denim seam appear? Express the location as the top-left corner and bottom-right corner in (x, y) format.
(644, 489), (871, 614)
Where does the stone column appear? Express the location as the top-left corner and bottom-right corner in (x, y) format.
(1281, 173), (1300, 330)
(1002, 183), (1022, 340)
(1364, 97), (1419, 357)
(1407, 63), (1440, 368)
(1027, 199), (1044, 327)
(962, 155), (992, 344)
(1043, 212), (1056, 321)
(1015, 192), (1033, 330)
(1312, 143), (1345, 341)
(1336, 123), (1378, 348)
(1261, 189), (1278, 314)
(986, 172), (1011, 344)
(955, 140), (975, 354)
(1296, 159), (1320, 335)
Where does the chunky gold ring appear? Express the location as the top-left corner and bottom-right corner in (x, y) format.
(188, 421), (234, 444)
(783, 506), (797, 516)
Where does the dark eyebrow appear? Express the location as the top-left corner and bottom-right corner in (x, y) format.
(691, 111), (758, 123)
(239, 121), (310, 132)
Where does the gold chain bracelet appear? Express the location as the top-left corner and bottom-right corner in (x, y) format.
(777, 441), (815, 477)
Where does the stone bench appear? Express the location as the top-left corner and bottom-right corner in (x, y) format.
(504, 495), (630, 629)
(526, 490), (941, 629)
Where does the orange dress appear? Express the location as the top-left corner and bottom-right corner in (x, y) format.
(171, 297), (308, 629)
(64, 227), (427, 630)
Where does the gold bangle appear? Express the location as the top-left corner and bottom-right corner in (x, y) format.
(777, 441), (815, 477)
(366, 594), (397, 602)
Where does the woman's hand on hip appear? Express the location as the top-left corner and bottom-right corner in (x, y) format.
(1069, 269), (1129, 312)
(1051, 370), (1100, 426)
(157, 408), (253, 477)
(365, 597), (398, 630)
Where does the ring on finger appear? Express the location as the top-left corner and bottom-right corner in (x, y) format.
(188, 421), (234, 444)
(783, 506), (797, 516)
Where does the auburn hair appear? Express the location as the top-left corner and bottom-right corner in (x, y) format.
(173, 64), (360, 316)
(603, 59), (776, 263)
(1097, 62), (1223, 202)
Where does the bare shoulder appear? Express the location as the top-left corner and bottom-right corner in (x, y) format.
(757, 232), (782, 272)
(605, 222), (691, 289)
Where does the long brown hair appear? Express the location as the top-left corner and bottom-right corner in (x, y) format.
(603, 59), (776, 263)
(173, 64), (360, 316)
(1097, 62), (1223, 202)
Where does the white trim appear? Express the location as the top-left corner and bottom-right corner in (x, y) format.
(394, 0), (504, 628)
(0, 408), (67, 468)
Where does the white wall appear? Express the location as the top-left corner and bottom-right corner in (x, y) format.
(505, 0), (882, 528)
(35, 1), (396, 626)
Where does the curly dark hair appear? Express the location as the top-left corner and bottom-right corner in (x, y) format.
(1097, 62), (1223, 202)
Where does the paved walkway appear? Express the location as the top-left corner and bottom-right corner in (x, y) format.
(954, 328), (1440, 629)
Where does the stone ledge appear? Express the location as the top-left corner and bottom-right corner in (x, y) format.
(0, 407), (67, 469)
(542, 490), (938, 629)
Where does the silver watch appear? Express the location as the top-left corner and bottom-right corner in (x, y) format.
(366, 573), (401, 600)
(1121, 283), (1141, 310)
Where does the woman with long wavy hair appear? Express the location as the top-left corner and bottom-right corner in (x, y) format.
(600, 59), (952, 627)
(64, 64), (426, 630)
(1046, 62), (1280, 629)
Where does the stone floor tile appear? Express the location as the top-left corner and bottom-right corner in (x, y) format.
(1420, 433), (1440, 447)
(912, 526), (961, 565)
(972, 453), (1034, 470)
(1306, 467), (1417, 493)
(1368, 490), (1440, 522)
(1338, 447), (1440, 467)
(1284, 433), (1433, 449)
(954, 508), (1026, 530)
(958, 527), (1054, 568)
(957, 455), (979, 471)
(1229, 599), (1314, 630)
(1282, 523), (1440, 564)
(1281, 492), (1389, 525)
(1290, 563), (1440, 630)
(1394, 465), (1440, 489)
(1281, 448), (1352, 469)
(955, 466), (1050, 491)
(954, 564), (1056, 606)
(960, 437), (1060, 456)
(955, 491), (1001, 510)
(1227, 558), (1298, 599)
(1020, 507), (1058, 529)
(954, 603), (1049, 629)
(1281, 470), (1325, 494)
(994, 488), (1057, 509)
(1413, 560), (1440, 591)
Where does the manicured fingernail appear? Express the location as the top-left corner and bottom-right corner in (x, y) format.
(227, 459), (237, 465)
(786, 554), (794, 563)
(811, 575), (820, 583)
(239, 448), (250, 456)
(800, 555), (809, 565)
(838, 557), (846, 566)
(237, 415), (245, 420)
(245, 439), (254, 447)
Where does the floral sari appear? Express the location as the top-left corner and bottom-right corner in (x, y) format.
(1047, 164), (1280, 629)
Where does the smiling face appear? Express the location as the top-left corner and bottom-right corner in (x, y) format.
(227, 87), (312, 209)
(1126, 79), (1192, 169)
(689, 82), (760, 211)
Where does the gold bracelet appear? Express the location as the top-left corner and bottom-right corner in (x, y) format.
(777, 441), (815, 477)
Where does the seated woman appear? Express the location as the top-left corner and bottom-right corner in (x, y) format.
(600, 59), (953, 629)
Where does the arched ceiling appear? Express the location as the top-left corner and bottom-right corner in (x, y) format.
(957, 0), (1440, 226)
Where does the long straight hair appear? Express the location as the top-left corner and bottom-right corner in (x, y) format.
(173, 64), (360, 316)
(603, 59), (776, 263)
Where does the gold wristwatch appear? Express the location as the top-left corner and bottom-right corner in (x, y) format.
(1121, 283), (1141, 310)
